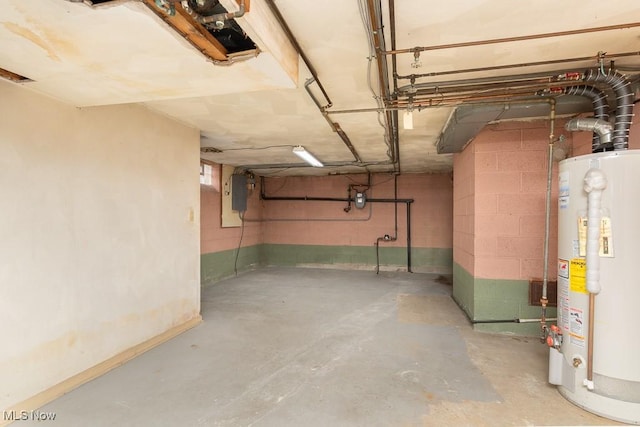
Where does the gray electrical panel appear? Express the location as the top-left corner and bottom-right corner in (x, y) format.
(231, 174), (247, 212)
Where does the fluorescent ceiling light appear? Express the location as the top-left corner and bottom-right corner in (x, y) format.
(292, 146), (324, 167)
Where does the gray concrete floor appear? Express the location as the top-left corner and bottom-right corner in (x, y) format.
(25, 268), (621, 426)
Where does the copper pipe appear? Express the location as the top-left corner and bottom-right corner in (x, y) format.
(365, 0), (397, 169)
(391, 90), (558, 105)
(588, 293), (595, 382)
(366, 0), (390, 102)
(405, 79), (578, 98)
(396, 51), (640, 80)
(384, 22), (640, 55)
(541, 99), (555, 340)
(326, 96), (558, 114)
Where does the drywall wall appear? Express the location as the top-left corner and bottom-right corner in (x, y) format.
(0, 80), (201, 411)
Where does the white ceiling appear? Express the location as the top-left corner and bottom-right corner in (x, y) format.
(2, 0), (640, 175)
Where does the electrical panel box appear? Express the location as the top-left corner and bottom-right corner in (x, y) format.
(231, 174), (247, 212)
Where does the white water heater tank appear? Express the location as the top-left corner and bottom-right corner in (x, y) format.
(553, 150), (640, 424)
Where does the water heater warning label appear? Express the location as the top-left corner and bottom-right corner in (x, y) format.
(569, 258), (587, 294)
(577, 216), (614, 257)
(569, 307), (585, 348)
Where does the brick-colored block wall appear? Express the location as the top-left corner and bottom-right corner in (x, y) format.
(454, 115), (640, 282)
(472, 121), (564, 281)
(453, 140), (475, 275)
(262, 173), (453, 249)
(201, 170), (453, 256)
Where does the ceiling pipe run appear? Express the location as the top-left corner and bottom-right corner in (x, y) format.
(395, 51), (640, 82)
(263, 0), (331, 109)
(383, 22), (640, 55)
(263, 1), (363, 165)
(365, 0), (399, 172)
(304, 78), (363, 164)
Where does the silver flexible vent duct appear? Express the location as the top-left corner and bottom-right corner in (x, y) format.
(565, 118), (613, 145)
(564, 85), (610, 152)
(583, 69), (634, 150)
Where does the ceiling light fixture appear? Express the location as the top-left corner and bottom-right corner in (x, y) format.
(292, 146), (324, 167)
(403, 98), (414, 130)
(403, 111), (414, 130)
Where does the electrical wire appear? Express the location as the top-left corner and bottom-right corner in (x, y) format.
(233, 211), (246, 276)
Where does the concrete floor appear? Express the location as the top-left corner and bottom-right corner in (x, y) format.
(24, 268), (621, 426)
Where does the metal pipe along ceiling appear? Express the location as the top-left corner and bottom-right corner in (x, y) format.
(264, 0), (364, 165)
(383, 22), (640, 55)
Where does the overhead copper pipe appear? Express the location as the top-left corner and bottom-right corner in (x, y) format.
(365, 0), (398, 170)
(394, 79), (587, 99)
(384, 22), (640, 55)
(326, 96), (559, 114)
(390, 89), (568, 105)
(395, 51), (640, 80)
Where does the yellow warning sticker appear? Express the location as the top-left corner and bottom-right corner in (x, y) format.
(570, 258), (587, 294)
(577, 216), (614, 257)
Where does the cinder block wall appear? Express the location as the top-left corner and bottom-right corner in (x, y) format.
(200, 172), (454, 285)
(453, 118), (640, 334)
(453, 120), (568, 333)
(261, 173), (453, 273)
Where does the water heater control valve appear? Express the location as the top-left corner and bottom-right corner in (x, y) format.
(546, 324), (563, 350)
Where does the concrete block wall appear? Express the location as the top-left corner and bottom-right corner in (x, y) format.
(453, 117), (640, 334)
(200, 172), (454, 284)
(260, 173), (453, 273)
(452, 120), (570, 333)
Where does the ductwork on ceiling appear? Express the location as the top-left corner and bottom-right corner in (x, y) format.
(437, 68), (636, 154)
(436, 96), (594, 154)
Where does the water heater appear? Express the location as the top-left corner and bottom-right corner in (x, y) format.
(551, 150), (640, 424)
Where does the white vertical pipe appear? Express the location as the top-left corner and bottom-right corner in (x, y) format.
(583, 168), (607, 294)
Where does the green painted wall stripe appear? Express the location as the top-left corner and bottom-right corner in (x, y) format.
(261, 244), (452, 272)
(201, 244), (452, 285)
(201, 245), (261, 285)
(453, 261), (557, 335)
(452, 262), (475, 319)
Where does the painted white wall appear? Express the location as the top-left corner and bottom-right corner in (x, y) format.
(0, 80), (201, 411)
